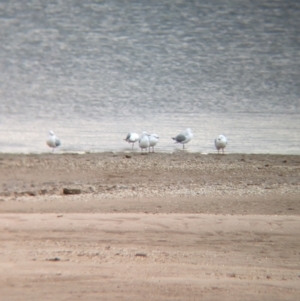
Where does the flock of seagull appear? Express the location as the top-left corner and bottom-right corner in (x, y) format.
(124, 129), (227, 154)
(47, 129), (227, 154)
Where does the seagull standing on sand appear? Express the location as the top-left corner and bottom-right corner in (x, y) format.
(46, 131), (61, 152)
(139, 132), (150, 153)
(172, 128), (193, 149)
(124, 132), (139, 149)
(215, 134), (227, 154)
(148, 133), (159, 153)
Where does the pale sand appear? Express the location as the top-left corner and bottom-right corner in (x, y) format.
(0, 152), (300, 300)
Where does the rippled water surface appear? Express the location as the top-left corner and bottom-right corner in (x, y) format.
(0, 0), (299, 154)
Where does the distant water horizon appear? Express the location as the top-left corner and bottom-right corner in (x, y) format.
(0, 0), (299, 154)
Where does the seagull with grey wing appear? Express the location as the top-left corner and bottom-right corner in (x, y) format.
(139, 131), (150, 153)
(215, 134), (227, 154)
(148, 133), (159, 152)
(46, 130), (61, 152)
(172, 128), (193, 149)
(124, 132), (139, 149)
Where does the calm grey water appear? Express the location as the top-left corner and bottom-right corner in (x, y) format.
(0, 0), (299, 154)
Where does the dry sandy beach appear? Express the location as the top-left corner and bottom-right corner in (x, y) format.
(0, 152), (300, 300)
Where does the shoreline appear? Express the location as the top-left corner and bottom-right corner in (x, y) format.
(1, 150), (299, 157)
(1, 150), (300, 155)
(1, 152), (299, 215)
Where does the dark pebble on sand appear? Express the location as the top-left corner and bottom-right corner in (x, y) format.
(63, 188), (81, 195)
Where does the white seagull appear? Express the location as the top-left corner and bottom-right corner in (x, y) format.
(139, 132), (150, 153)
(148, 133), (159, 152)
(215, 134), (227, 154)
(172, 128), (193, 149)
(124, 132), (139, 149)
(46, 130), (61, 152)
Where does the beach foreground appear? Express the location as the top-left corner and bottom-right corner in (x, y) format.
(0, 152), (300, 300)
